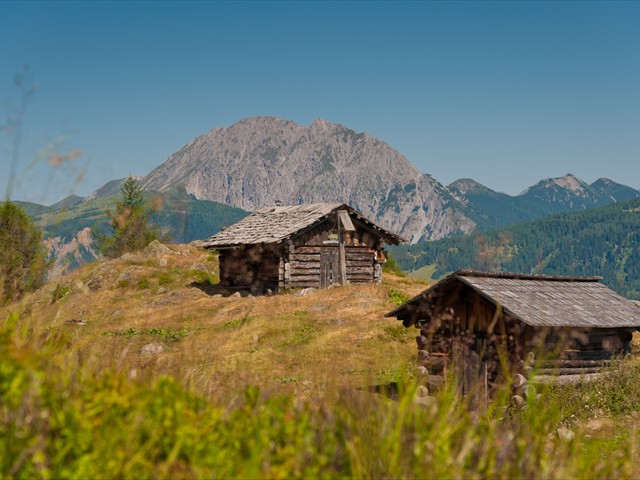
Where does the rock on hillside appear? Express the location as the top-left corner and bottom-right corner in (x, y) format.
(141, 117), (475, 243)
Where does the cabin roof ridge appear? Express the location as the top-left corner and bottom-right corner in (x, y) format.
(386, 269), (640, 329)
(454, 269), (603, 282)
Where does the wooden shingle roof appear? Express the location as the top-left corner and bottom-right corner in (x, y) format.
(386, 270), (640, 328)
(201, 202), (404, 249)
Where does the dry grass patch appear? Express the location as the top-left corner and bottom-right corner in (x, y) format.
(2, 243), (427, 403)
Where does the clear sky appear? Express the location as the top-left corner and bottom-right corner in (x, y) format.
(1, 1), (639, 205)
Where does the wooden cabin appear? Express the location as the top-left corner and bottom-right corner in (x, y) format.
(385, 270), (640, 395)
(201, 203), (404, 292)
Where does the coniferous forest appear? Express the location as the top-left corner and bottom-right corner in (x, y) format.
(391, 196), (640, 299)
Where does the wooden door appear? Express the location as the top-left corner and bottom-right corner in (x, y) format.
(320, 248), (339, 288)
(452, 337), (488, 411)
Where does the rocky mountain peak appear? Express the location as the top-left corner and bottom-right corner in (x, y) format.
(141, 116), (474, 243)
(592, 177), (615, 186)
(448, 178), (493, 195)
(517, 173), (639, 213)
(550, 173), (587, 193)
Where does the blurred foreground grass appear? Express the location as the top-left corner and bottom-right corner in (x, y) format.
(2, 316), (640, 479)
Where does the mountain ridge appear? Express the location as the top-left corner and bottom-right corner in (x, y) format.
(449, 173), (639, 230)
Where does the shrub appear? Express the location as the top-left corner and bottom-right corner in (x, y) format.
(0, 201), (49, 303)
(387, 288), (410, 306)
(189, 269), (218, 285)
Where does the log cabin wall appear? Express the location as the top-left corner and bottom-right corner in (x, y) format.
(219, 244), (281, 291)
(282, 214), (384, 290)
(523, 326), (634, 374)
(417, 285), (515, 393)
(292, 215), (382, 248)
(416, 284), (635, 390)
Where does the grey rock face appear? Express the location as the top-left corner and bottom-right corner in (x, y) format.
(142, 117), (475, 242)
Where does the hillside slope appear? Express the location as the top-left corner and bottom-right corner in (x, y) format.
(3, 241), (425, 402)
(29, 188), (249, 278)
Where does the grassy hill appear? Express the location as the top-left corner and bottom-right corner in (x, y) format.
(3, 243), (640, 477)
(391, 196), (640, 299)
(3, 242), (425, 402)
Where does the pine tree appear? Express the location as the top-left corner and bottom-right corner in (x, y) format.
(95, 177), (158, 258)
(0, 201), (49, 303)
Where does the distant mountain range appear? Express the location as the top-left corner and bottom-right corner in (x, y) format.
(141, 117), (638, 241)
(449, 174), (640, 231)
(14, 116), (640, 278)
(141, 116), (475, 243)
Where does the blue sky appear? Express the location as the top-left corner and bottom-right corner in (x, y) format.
(1, 1), (639, 205)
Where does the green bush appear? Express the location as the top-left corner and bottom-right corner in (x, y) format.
(0, 201), (49, 303)
(383, 324), (410, 342)
(387, 288), (411, 306)
(138, 277), (151, 289)
(189, 269), (218, 286)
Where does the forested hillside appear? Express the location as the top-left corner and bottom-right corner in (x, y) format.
(34, 187), (249, 244)
(12, 188), (249, 278)
(391, 197), (640, 299)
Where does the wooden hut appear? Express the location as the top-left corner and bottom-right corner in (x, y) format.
(201, 203), (404, 292)
(385, 270), (640, 394)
